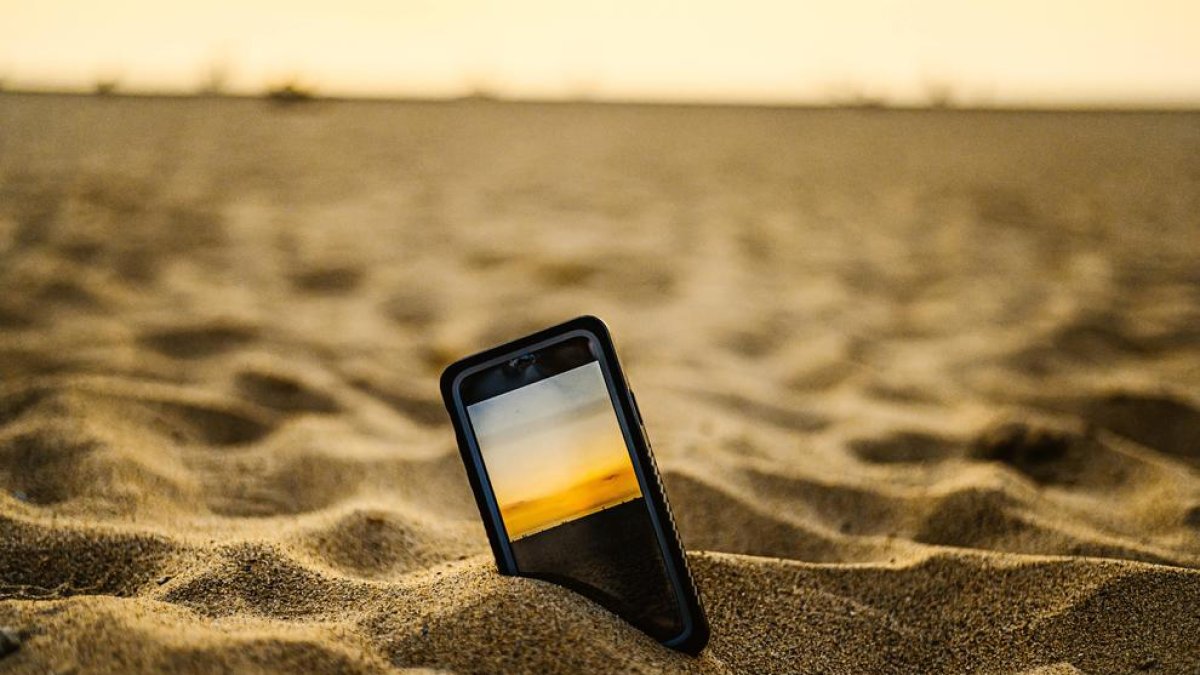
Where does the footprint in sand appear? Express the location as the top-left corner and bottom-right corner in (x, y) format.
(288, 265), (365, 295)
(848, 430), (959, 464)
(235, 370), (341, 414)
(139, 324), (259, 360)
(1077, 392), (1200, 463)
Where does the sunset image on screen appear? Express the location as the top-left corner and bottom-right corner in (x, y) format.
(467, 361), (641, 539)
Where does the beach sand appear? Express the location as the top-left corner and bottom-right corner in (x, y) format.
(0, 95), (1198, 673)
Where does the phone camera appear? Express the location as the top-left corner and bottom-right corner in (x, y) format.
(507, 354), (538, 373)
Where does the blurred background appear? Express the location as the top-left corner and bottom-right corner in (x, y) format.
(1, 0), (1198, 505)
(3, 0), (1200, 107)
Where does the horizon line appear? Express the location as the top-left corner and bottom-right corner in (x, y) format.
(2, 87), (1199, 114)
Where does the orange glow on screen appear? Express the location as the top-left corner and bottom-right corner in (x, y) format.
(467, 361), (643, 539)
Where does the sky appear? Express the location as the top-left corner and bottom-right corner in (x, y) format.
(468, 361), (640, 538)
(1, 1), (1198, 106)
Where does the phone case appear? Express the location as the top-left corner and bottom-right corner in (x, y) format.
(440, 315), (709, 655)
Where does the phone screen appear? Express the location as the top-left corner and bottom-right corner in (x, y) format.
(461, 336), (685, 640)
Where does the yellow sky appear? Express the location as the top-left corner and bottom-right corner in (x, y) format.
(1, 0), (1197, 106)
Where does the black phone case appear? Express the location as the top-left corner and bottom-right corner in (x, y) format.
(439, 315), (709, 655)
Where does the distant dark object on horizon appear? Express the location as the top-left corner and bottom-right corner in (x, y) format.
(453, 84), (504, 103)
(265, 82), (315, 105)
(94, 79), (118, 96)
(843, 95), (889, 110)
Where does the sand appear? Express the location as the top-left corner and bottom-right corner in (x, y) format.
(0, 94), (1198, 673)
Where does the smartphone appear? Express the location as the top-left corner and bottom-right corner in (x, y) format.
(440, 315), (709, 654)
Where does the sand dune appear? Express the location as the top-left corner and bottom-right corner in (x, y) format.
(0, 95), (1198, 673)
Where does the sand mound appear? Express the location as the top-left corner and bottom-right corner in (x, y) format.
(1, 96), (1198, 673)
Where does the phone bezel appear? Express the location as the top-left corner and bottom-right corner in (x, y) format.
(440, 315), (709, 654)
